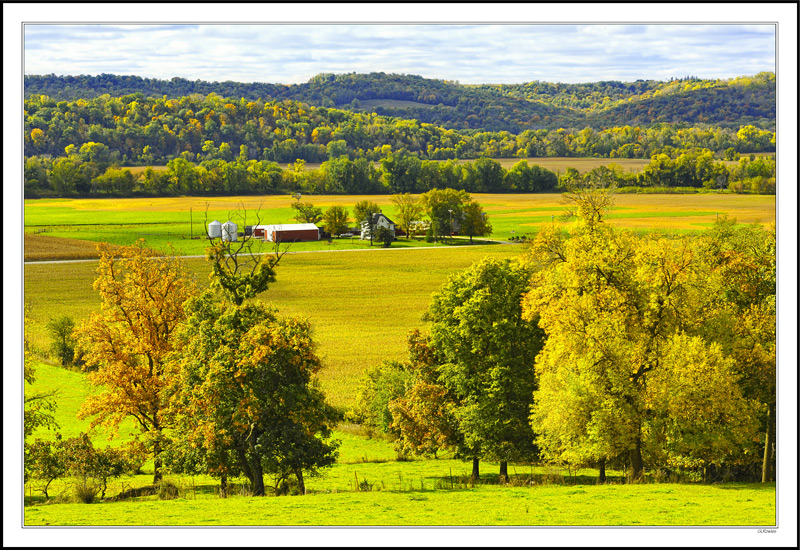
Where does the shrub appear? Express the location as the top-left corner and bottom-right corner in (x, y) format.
(157, 480), (181, 500)
(375, 225), (394, 248)
(74, 478), (100, 504)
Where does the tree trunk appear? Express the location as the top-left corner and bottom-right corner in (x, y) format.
(598, 459), (606, 483)
(250, 457), (265, 496)
(471, 457), (480, 480)
(629, 437), (644, 481)
(152, 439), (163, 484)
(762, 402), (776, 483)
(295, 468), (306, 495)
(220, 474), (228, 498)
(499, 461), (508, 483)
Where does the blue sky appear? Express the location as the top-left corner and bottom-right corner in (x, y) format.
(23, 23), (775, 85)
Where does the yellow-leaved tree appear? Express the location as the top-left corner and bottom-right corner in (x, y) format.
(74, 240), (195, 483)
(522, 193), (762, 482)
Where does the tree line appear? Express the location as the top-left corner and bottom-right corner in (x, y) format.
(24, 145), (775, 200)
(353, 183), (775, 484)
(24, 71), (776, 132)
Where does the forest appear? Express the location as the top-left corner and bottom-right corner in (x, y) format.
(24, 71), (776, 132)
(23, 76), (776, 199)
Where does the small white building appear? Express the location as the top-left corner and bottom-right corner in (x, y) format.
(360, 213), (396, 240)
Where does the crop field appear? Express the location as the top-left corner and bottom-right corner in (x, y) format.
(23, 193), (775, 406)
(23, 193), (775, 260)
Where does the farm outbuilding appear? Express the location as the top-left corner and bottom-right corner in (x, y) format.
(208, 220), (222, 239)
(252, 223), (321, 243)
(221, 221), (238, 242)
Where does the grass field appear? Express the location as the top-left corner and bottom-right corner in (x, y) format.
(22, 480), (775, 526)
(22, 363), (776, 528)
(19, 192), (781, 530)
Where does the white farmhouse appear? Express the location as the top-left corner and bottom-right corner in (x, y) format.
(360, 212), (396, 240)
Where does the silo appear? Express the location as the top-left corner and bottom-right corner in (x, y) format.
(208, 220), (222, 239)
(222, 220), (238, 242)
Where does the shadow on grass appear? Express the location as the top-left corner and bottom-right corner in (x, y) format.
(710, 482), (776, 491)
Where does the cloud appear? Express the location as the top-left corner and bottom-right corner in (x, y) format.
(23, 23), (775, 85)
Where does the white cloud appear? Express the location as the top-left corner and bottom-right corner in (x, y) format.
(22, 23), (775, 85)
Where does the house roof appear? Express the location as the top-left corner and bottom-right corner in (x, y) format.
(252, 223), (319, 231)
(370, 212), (395, 225)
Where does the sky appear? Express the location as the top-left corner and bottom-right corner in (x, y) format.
(22, 23), (775, 85)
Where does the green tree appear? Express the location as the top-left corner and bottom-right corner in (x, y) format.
(46, 315), (77, 367)
(523, 220), (760, 480)
(419, 188), (470, 242)
(696, 218), (776, 481)
(459, 200), (492, 243)
(321, 205), (350, 236)
(93, 166), (136, 196)
(290, 201), (323, 224)
(354, 360), (411, 436)
(169, 256), (339, 495)
(375, 225), (394, 248)
(391, 193), (424, 240)
(353, 200), (381, 245)
(426, 258), (544, 479)
(25, 435), (67, 500)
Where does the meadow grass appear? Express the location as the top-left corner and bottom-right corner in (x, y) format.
(25, 362), (139, 444)
(23, 479), (775, 526)
(21, 362), (777, 528)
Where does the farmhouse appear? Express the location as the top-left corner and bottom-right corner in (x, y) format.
(360, 212), (396, 240)
(251, 223), (321, 243)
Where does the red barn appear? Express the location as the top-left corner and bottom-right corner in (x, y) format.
(252, 223), (320, 243)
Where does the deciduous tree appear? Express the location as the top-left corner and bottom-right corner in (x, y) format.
(74, 240), (195, 483)
(391, 193), (424, 239)
(426, 258), (544, 479)
(523, 216), (761, 480)
(321, 205), (350, 236)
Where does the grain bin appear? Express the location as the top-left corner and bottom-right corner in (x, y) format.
(222, 220), (238, 242)
(208, 220), (222, 239)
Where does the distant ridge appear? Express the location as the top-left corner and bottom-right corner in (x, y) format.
(24, 72), (775, 131)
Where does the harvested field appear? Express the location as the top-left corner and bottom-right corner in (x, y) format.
(24, 232), (100, 261)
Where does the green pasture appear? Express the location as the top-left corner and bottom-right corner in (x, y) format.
(20, 361), (776, 527)
(23, 477), (775, 526)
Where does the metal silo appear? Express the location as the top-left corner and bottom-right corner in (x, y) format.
(208, 220), (222, 239)
(222, 220), (238, 242)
